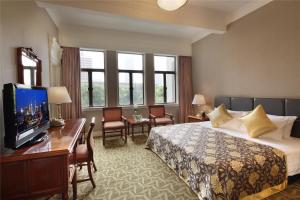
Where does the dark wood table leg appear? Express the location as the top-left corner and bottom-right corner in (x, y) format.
(132, 125), (134, 139)
(142, 124), (144, 135)
(148, 123), (151, 136)
(127, 124), (129, 137)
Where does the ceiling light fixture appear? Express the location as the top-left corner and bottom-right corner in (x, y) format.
(157, 0), (188, 11)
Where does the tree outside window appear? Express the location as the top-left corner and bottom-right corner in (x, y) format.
(80, 50), (105, 107)
(118, 52), (144, 105)
(154, 55), (176, 104)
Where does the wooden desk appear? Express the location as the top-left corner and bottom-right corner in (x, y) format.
(0, 118), (86, 200)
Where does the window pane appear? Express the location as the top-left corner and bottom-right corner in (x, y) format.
(154, 56), (175, 71)
(166, 74), (176, 103)
(92, 72), (105, 107)
(155, 74), (164, 104)
(24, 69), (31, 85)
(80, 72), (89, 107)
(119, 72), (130, 105)
(22, 55), (37, 67)
(80, 50), (104, 69)
(118, 53), (143, 70)
(132, 73), (143, 105)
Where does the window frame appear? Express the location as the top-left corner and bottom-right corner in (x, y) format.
(117, 52), (145, 106)
(80, 49), (106, 108)
(154, 55), (177, 104)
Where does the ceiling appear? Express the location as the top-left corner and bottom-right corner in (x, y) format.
(188, 0), (254, 13)
(38, 0), (273, 43)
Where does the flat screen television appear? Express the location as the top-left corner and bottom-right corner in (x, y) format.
(3, 83), (50, 148)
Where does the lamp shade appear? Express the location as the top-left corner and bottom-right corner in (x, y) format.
(157, 0), (187, 11)
(192, 94), (206, 105)
(48, 87), (72, 104)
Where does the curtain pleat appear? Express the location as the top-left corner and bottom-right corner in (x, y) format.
(61, 47), (82, 119)
(178, 56), (193, 123)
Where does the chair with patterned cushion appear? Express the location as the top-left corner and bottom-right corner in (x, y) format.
(70, 117), (97, 194)
(102, 107), (127, 146)
(148, 105), (174, 127)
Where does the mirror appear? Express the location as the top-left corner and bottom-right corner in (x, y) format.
(17, 47), (42, 86)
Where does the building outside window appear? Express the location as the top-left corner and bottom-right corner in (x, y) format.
(118, 52), (144, 105)
(80, 49), (105, 107)
(154, 55), (176, 104)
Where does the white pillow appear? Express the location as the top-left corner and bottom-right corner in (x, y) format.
(259, 115), (297, 140)
(220, 110), (248, 132)
(281, 116), (297, 139)
(227, 110), (249, 118)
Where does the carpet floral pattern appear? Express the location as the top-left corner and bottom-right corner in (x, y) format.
(48, 136), (300, 200)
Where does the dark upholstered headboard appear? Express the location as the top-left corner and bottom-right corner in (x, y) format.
(214, 96), (300, 138)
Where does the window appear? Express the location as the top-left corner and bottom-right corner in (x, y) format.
(154, 55), (176, 104)
(118, 52), (144, 105)
(80, 50), (105, 107)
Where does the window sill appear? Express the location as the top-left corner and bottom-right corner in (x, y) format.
(82, 106), (104, 112)
(82, 103), (179, 112)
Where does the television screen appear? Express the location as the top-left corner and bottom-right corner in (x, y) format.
(15, 88), (49, 135)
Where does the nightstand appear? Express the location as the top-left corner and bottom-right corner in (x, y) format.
(187, 115), (209, 123)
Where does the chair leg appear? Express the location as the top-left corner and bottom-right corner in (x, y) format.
(92, 158), (97, 172)
(72, 168), (77, 200)
(87, 161), (96, 188)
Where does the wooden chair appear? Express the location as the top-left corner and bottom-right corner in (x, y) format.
(102, 107), (127, 146)
(149, 105), (174, 127)
(70, 117), (97, 193)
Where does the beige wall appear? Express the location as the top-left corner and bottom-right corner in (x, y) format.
(0, 1), (58, 146)
(192, 0), (300, 106)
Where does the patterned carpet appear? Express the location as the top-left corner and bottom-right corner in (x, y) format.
(49, 135), (300, 200)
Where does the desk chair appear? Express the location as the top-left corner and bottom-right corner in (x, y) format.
(70, 117), (97, 193)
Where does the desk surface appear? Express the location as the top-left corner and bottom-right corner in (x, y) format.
(0, 118), (86, 163)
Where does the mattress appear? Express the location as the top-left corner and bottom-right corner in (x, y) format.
(200, 121), (300, 176)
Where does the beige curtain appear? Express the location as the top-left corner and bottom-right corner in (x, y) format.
(61, 47), (82, 119)
(178, 56), (193, 123)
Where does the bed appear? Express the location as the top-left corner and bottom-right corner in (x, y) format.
(146, 97), (300, 200)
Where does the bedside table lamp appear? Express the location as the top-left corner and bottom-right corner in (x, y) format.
(48, 86), (72, 126)
(192, 94), (206, 118)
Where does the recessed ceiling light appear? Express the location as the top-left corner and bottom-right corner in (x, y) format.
(157, 0), (188, 11)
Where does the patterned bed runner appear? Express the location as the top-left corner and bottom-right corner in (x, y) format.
(146, 123), (287, 200)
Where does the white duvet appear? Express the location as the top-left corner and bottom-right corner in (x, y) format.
(200, 121), (300, 176)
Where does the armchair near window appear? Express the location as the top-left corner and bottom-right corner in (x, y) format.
(148, 105), (174, 127)
(102, 107), (127, 146)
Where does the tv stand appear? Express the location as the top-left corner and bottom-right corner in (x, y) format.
(18, 132), (48, 149)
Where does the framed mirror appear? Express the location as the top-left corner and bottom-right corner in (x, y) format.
(17, 47), (42, 86)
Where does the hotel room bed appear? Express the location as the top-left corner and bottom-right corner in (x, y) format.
(146, 96), (300, 200)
